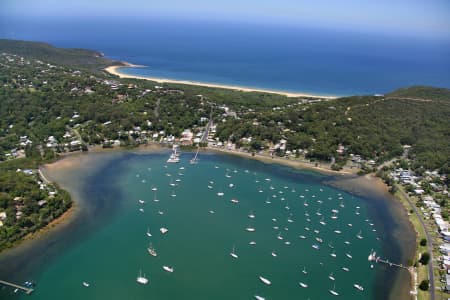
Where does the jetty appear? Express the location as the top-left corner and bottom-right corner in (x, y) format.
(0, 280), (34, 294)
(368, 250), (410, 271)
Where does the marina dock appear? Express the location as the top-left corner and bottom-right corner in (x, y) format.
(368, 250), (410, 271)
(0, 280), (34, 294)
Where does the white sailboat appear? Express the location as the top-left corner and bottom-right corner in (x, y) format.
(259, 276), (272, 285)
(353, 283), (364, 291)
(153, 193), (159, 202)
(160, 227), (169, 234)
(328, 272), (335, 281)
(82, 282), (90, 287)
(230, 245), (238, 258)
(190, 146), (199, 164)
(146, 227), (152, 237)
(163, 266), (174, 273)
(167, 145), (180, 163)
(356, 230), (363, 239)
(329, 284), (339, 296)
(136, 270), (149, 284)
(299, 282), (308, 288)
(148, 243), (157, 257)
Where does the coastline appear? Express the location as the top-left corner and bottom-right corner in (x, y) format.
(0, 145), (415, 299)
(206, 146), (357, 176)
(104, 65), (337, 99)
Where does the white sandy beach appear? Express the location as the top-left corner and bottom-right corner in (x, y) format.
(105, 65), (337, 99)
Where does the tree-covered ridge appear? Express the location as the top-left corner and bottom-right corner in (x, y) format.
(215, 94), (450, 171)
(387, 86), (450, 102)
(0, 39), (122, 71)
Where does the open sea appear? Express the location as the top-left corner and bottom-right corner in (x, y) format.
(0, 151), (414, 299)
(0, 17), (449, 96)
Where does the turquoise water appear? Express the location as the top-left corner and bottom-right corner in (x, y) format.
(2, 152), (405, 299)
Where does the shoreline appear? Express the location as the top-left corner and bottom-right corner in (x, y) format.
(206, 146), (357, 176)
(1, 145), (414, 299)
(104, 65), (337, 99)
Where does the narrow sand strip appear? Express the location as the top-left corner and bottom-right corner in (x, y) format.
(105, 65), (337, 99)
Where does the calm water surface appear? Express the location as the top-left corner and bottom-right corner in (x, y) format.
(0, 152), (411, 299)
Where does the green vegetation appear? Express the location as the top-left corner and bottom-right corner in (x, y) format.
(419, 279), (430, 291)
(0, 39), (122, 71)
(0, 160), (72, 251)
(388, 86), (450, 102)
(419, 252), (430, 265)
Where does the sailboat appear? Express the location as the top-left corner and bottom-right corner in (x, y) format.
(153, 194), (159, 202)
(246, 226), (256, 232)
(356, 230), (363, 239)
(302, 266), (307, 274)
(163, 266), (174, 273)
(82, 282), (90, 287)
(259, 276), (272, 285)
(230, 245), (238, 258)
(299, 282), (308, 288)
(190, 146), (199, 164)
(146, 227), (152, 237)
(328, 272), (335, 281)
(167, 145), (180, 163)
(147, 243), (157, 257)
(329, 284), (339, 296)
(136, 270), (149, 284)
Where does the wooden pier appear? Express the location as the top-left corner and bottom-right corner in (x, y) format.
(0, 280), (34, 294)
(368, 250), (410, 271)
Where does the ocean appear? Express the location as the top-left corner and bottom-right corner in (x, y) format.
(1, 16), (449, 96)
(0, 151), (415, 299)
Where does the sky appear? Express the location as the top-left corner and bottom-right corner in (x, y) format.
(1, 0), (450, 37)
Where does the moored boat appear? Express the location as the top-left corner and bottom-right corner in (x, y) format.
(136, 270), (149, 285)
(259, 276), (271, 285)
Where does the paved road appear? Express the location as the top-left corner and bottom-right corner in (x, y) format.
(398, 185), (435, 300)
